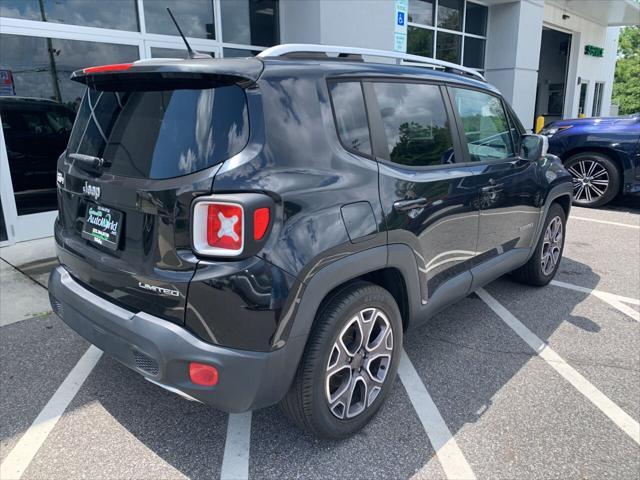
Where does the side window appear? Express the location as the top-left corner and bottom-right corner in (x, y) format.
(372, 82), (455, 167)
(328, 81), (372, 156)
(451, 88), (515, 163)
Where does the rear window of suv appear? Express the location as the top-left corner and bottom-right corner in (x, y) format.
(67, 85), (249, 179)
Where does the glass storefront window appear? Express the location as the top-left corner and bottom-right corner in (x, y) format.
(436, 32), (462, 64)
(578, 82), (588, 115)
(144, 0), (215, 39)
(407, 0), (487, 70)
(407, 26), (433, 58)
(463, 37), (485, 69)
(0, 0), (139, 31)
(150, 47), (190, 59)
(150, 47), (216, 58)
(0, 34), (138, 108)
(220, 0), (279, 47)
(437, 0), (463, 31)
(408, 0), (435, 26)
(0, 34), (139, 216)
(223, 48), (262, 58)
(465, 2), (488, 36)
(0, 1), (280, 241)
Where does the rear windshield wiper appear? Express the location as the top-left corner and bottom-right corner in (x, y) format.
(68, 153), (107, 173)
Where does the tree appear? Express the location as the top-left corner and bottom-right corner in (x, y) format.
(612, 26), (640, 115)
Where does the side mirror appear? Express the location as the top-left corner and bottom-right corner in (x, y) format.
(519, 134), (548, 161)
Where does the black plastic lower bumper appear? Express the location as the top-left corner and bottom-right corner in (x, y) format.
(48, 265), (305, 412)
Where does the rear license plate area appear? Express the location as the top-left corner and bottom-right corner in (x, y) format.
(81, 203), (123, 251)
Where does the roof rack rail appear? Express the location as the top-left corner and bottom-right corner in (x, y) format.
(258, 44), (485, 82)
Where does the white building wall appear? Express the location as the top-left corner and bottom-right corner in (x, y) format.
(280, 0), (395, 50)
(319, 0), (395, 50)
(543, 3), (618, 118)
(279, 0), (322, 44)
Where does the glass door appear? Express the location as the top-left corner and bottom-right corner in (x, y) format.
(0, 33), (141, 243)
(578, 81), (589, 117)
(592, 82), (605, 117)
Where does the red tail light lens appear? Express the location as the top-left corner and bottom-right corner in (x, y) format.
(253, 208), (270, 240)
(192, 195), (272, 258)
(207, 204), (243, 251)
(189, 362), (218, 386)
(83, 63), (133, 74)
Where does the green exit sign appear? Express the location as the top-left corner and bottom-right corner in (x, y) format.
(584, 45), (604, 57)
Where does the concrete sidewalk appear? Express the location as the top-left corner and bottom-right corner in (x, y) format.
(0, 237), (57, 326)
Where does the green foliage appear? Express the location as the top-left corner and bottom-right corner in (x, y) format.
(612, 26), (640, 115)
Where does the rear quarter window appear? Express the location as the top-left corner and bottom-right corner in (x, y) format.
(328, 81), (372, 156)
(67, 85), (249, 179)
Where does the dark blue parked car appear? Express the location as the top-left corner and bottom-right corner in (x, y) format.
(542, 114), (640, 207)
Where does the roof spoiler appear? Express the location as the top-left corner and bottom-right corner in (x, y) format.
(70, 58), (264, 90)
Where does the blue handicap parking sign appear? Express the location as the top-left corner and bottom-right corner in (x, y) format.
(397, 11), (405, 26)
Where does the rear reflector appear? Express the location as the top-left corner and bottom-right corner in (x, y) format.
(83, 63), (133, 74)
(253, 208), (270, 240)
(189, 362), (219, 386)
(207, 203), (243, 251)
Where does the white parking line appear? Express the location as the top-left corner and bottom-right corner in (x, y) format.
(398, 350), (476, 480)
(602, 299), (640, 323)
(220, 412), (252, 480)
(569, 216), (640, 230)
(551, 280), (640, 306)
(551, 280), (640, 322)
(0, 346), (102, 480)
(477, 288), (640, 445)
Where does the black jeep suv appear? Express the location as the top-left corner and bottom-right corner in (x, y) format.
(49, 45), (572, 438)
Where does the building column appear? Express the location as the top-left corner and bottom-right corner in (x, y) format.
(279, 0), (396, 51)
(484, 0), (544, 131)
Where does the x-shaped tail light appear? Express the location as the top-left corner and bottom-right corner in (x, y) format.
(192, 195), (272, 258)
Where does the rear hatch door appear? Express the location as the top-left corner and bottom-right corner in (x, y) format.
(56, 59), (260, 324)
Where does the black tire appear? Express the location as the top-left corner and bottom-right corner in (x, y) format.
(564, 152), (620, 208)
(512, 203), (566, 286)
(280, 281), (402, 438)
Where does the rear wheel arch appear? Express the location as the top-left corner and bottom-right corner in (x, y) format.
(316, 267), (411, 333)
(287, 244), (421, 343)
(560, 146), (621, 172)
(552, 194), (572, 219)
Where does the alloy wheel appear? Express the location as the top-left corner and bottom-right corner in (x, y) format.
(567, 160), (609, 205)
(325, 307), (394, 419)
(541, 216), (563, 276)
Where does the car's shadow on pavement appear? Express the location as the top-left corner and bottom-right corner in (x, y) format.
(588, 195), (640, 214)
(69, 255), (605, 479)
(75, 356), (229, 479)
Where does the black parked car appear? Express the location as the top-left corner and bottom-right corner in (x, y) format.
(49, 45), (572, 438)
(0, 97), (75, 215)
(541, 114), (640, 207)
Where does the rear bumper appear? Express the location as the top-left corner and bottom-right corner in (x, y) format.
(48, 265), (304, 412)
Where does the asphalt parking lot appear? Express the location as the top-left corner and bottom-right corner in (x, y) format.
(1, 199), (639, 480)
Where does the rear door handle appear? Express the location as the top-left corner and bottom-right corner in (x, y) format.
(393, 197), (429, 212)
